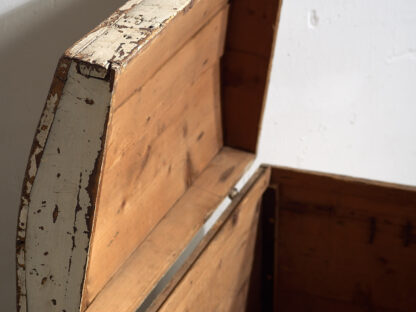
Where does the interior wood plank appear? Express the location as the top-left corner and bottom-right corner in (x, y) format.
(158, 167), (271, 312)
(112, 0), (228, 110)
(85, 147), (255, 312)
(81, 8), (229, 306)
(17, 0), (283, 310)
(221, 0), (282, 152)
(272, 167), (416, 312)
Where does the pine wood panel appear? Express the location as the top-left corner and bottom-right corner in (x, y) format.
(277, 291), (398, 312)
(158, 167), (271, 312)
(112, 0), (228, 110)
(16, 0), (282, 310)
(83, 8), (229, 304)
(245, 187), (279, 312)
(17, 1), (233, 310)
(221, 0), (282, 152)
(271, 168), (416, 312)
(85, 147), (254, 312)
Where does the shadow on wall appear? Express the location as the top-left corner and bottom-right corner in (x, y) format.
(0, 0), (125, 309)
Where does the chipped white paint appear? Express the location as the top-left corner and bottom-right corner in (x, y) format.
(17, 0), (203, 311)
(77, 63), (108, 79)
(16, 62), (66, 312)
(67, 0), (192, 69)
(21, 62), (111, 312)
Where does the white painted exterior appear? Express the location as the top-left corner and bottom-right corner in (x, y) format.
(23, 62), (111, 311)
(13, 0), (196, 310)
(0, 1), (126, 309)
(68, 0), (192, 69)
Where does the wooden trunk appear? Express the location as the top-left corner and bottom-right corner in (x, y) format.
(266, 168), (416, 312)
(15, 0), (416, 311)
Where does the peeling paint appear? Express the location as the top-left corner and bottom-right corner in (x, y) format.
(16, 57), (72, 312)
(17, 62), (111, 312)
(16, 0), (202, 311)
(67, 0), (192, 69)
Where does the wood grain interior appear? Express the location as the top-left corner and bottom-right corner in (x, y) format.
(158, 167), (271, 312)
(271, 168), (416, 312)
(112, 0), (228, 110)
(85, 147), (254, 312)
(82, 6), (230, 308)
(221, 0), (281, 152)
(17, 0), (282, 310)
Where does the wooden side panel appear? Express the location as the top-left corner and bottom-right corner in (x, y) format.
(246, 187), (279, 312)
(158, 167), (270, 312)
(82, 8), (228, 307)
(86, 148), (254, 312)
(18, 0), (284, 310)
(271, 168), (416, 312)
(221, 0), (282, 152)
(17, 1), (232, 311)
(112, 0), (228, 110)
(16, 59), (112, 312)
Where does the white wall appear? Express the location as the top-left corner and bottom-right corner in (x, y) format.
(1, 0), (415, 310)
(259, 0), (416, 186)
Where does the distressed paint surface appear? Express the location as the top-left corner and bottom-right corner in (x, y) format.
(16, 57), (72, 312)
(15, 0), (217, 311)
(67, 0), (193, 69)
(17, 62), (111, 312)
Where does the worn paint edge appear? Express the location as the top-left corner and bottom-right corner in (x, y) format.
(16, 56), (72, 312)
(78, 71), (116, 312)
(16, 58), (115, 312)
(65, 0), (195, 69)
